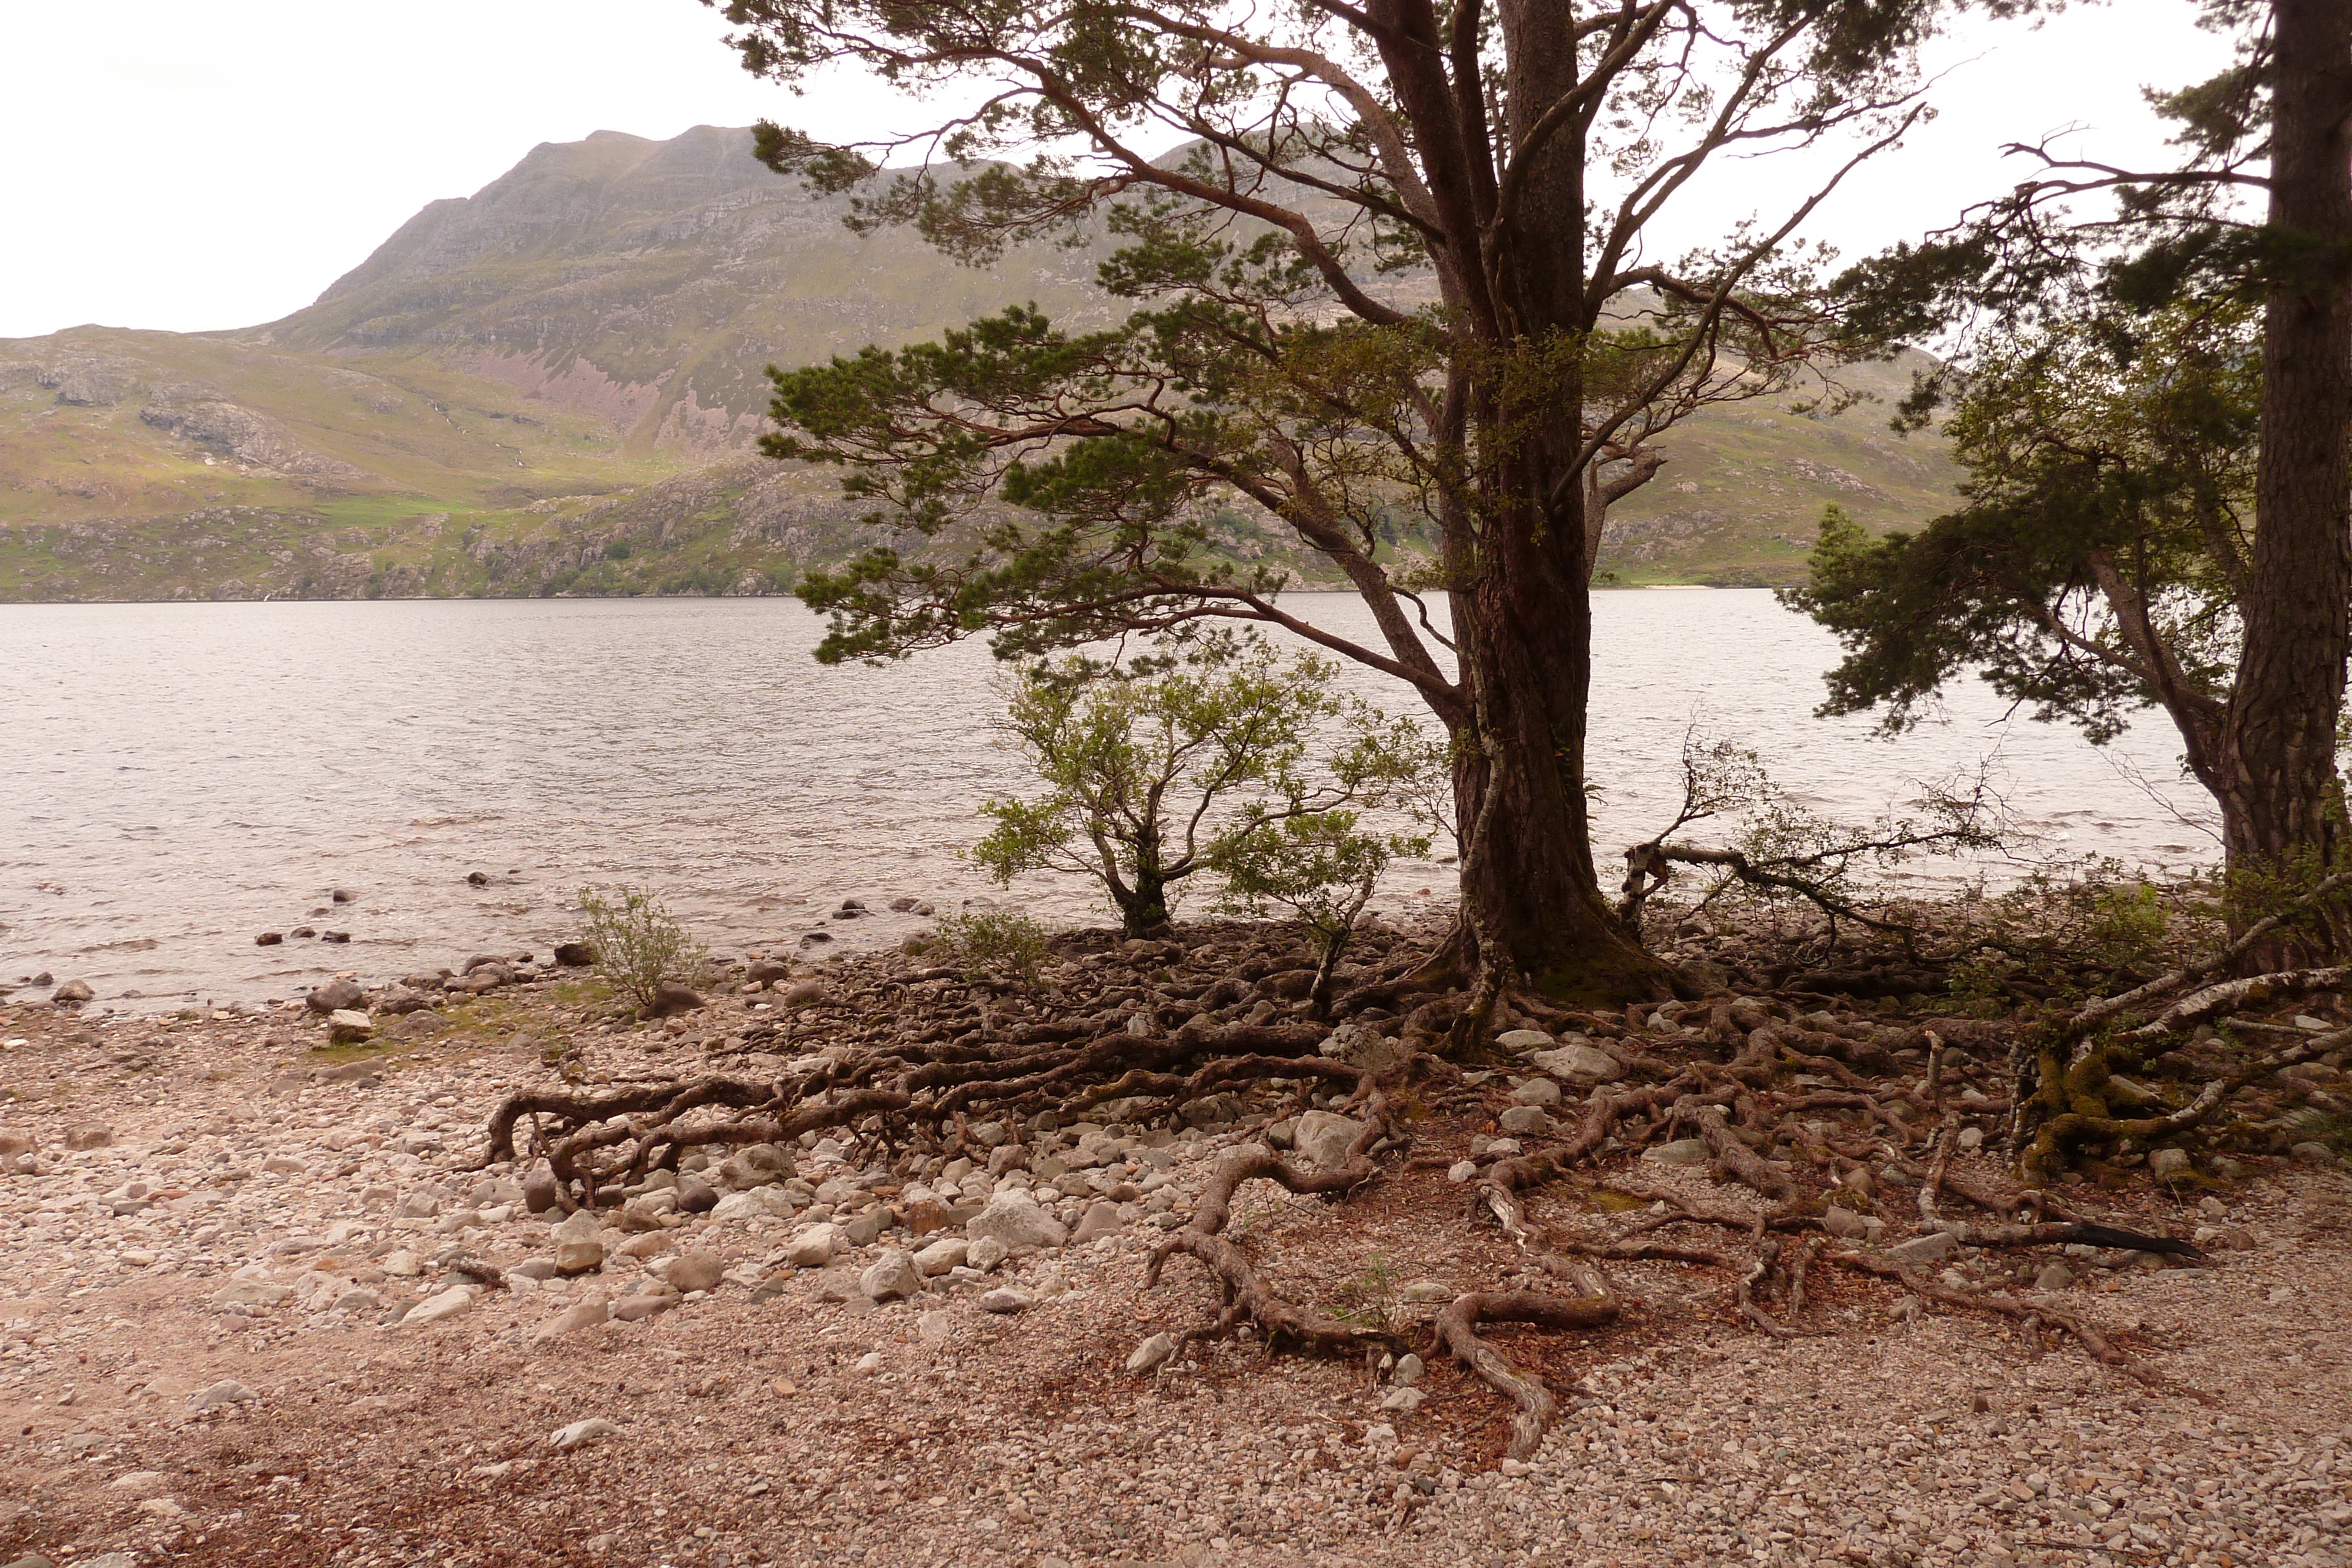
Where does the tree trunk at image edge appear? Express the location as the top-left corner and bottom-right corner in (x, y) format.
(2223, 0), (2352, 946)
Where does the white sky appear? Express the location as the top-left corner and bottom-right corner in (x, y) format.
(0, 0), (2236, 342)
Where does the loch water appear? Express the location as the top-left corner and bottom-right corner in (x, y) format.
(0, 591), (2214, 1011)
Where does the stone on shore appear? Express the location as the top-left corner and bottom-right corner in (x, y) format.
(650, 982), (704, 1017)
(305, 977), (364, 1014)
(784, 1224), (841, 1268)
(534, 1299), (610, 1338)
(860, 1249), (923, 1303)
(549, 1417), (620, 1450)
(1529, 1042), (1623, 1082)
(394, 1285), (474, 1329)
(191, 1379), (257, 1412)
(1294, 1110), (1365, 1170)
(662, 1251), (724, 1293)
(966, 1191), (1068, 1255)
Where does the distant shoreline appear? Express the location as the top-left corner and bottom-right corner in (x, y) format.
(0, 581), (1733, 608)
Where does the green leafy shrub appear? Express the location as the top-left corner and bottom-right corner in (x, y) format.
(931, 909), (1053, 984)
(975, 636), (1442, 937)
(1213, 809), (1429, 1012)
(574, 885), (706, 1012)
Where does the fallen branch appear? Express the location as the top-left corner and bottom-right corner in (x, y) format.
(1825, 1249), (2154, 1385)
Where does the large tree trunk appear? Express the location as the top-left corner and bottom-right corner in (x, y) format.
(1420, 0), (1671, 1004)
(2219, 0), (2352, 945)
(1452, 570), (1672, 1003)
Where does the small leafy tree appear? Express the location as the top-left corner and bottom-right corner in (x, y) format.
(1214, 809), (1429, 1014)
(973, 637), (1437, 937)
(574, 885), (707, 1012)
(930, 908), (1054, 985)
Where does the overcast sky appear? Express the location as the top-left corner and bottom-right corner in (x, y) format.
(1, 1), (2237, 342)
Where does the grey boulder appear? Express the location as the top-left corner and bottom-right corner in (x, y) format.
(860, 1249), (924, 1303)
(305, 977), (364, 1014)
(1293, 1110), (1366, 1171)
(966, 1191), (1068, 1255)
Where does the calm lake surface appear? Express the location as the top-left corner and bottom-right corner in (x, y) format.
(0, 592), (2215, 1011)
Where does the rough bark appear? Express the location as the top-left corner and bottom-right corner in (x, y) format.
(1453, 587), (1671, 1003)
(2218, 0), (2352, 935)
(1436, 0), (1671, 1004)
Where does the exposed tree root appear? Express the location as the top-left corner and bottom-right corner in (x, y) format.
(455, 905), (2311, 1458)
(1145, 1091), (1414, 1357)
(1422, 1183), (1624, 1459)
(2020, 1022), (2352, 1184)
(1435, 1289), (1618, 1460)
(1823, 1249), (2156, 1386)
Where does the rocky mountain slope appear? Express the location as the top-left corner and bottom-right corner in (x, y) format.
(0, 125), (1956, 603)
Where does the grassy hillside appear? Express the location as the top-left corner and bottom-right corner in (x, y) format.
(1600, 356), (1959, 587)
(0, 125), (1957, 603)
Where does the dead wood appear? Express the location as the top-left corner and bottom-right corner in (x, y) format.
(1823, 1249), (2155, 1385)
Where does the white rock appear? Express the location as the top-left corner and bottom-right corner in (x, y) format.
(1509, 1078), (1562, 1106)
(210, 1279), (292, 1309)
(1495, 1029), (1554, 1051)
(1646, 1138), (1710, 1166)
(1446, 1160), (1478, 1183)
(534, 1298), (610, 1338)
(1529, 1044), (1623, 1082)
(326, 1008), (375, 1043)
(967, 1191), (1069, 1255)
(393, 1284), (474, 1330)
(1293, 1110), (1366, 1171)
(979, 1287), (1032, 1314)
(966, 1235), (1010, 1272)
(1886, 1231), (1958, 1265)
(190, 1379), (256, 1412)
(860, 1249), (923, 1303)
(1126, 1332), (1178, 1373)
(549, 1417), (620, 1450)
(917, 1309), (953, 1345)
(784, 1223), (841, 1268)
(913, 1236), (968, 1276)
(1380, 1386), (1426, 1413)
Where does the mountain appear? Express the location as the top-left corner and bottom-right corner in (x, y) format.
(0, 125), (1956, 602)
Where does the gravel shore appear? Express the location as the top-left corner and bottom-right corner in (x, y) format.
(1, 969), (2346, 1568)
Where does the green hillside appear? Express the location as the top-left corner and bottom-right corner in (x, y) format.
(0, 124), (1955, 603)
